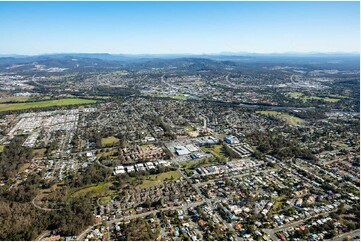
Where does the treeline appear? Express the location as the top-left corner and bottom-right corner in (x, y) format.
(67, 163), (112, 187)
(248, 130), (317, 161)
(116, 217), (159, 241)
(0, 195), (94, 240)
(0, 138), (33, 179)
(90, 86), (139, 96)
(289, 110), (327, 120)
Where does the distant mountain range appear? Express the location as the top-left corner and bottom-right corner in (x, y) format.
(0, 52), (359, 60)
(0, 52), (359, 72)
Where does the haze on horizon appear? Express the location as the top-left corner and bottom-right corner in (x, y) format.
(0, 1), (359, 55)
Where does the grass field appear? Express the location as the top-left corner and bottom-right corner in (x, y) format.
(288, 92), (304, 98)
(0, 145), (4, 152)
(181, 159), (213, 174)
(137, 170), (182, 189)
(201, 144), (229, 160)
(99, 196), (112, 205)
(101, 136), (120, 147)
(0, 98), (98, 112)
(304, 96), (340, 103)
(271, 195), (286, 213)
(69, 182), (114, 199)
(32, 148), (47, 157)
(0, 96), (31, 103)
(181, 159), (206, 171)
(287, 92), (342, 103)
(257, 111), (305, 125)
(327, 94), (347, 99)
(181, 159), (200, 169)
(169, 94), (188, 100)
(185, 125), (196, 132)
(0, 95), (53, 103)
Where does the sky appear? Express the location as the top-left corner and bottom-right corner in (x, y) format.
(0, 1), (359, 55)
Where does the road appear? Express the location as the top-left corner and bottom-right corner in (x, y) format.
(161, 74), (172, 88)
(178, 168), (237, 237)
(31, 196), (63, 211)
(76, 201), (203, 240)
(35, 230), (50, 241)
(78, 164), (239, 240)
(331, 229), (360, 241)
(263, 210), (338, 241)
(193, 168), (275, 188)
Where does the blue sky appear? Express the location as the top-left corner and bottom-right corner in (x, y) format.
(0, 1), (359, 55)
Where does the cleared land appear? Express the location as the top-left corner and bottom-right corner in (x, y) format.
(256, 111), (305, 125)
(0, 96), (30, 103)
(69, 182), (114, 199)
(288, 92), (304, 98)
(0, 145), (4, 152)
(0, 98), (98, 112)
(201, 144), (229, 161)
(181, 158), (214, 175)
(136, 170), (182, 189)
(32, 148), (47, 157)
(101, 136), (120, 147)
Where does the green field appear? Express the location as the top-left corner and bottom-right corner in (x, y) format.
(304, 96), (340, 103)
(101, 136), (120, 147)
(181, 159), (213, 174)
(287, 92), (342, 103)
(271, 195), (286, 213)
(0, 145), (4, 152)
(288, 92), (304, 98)
(169, 94), (188, 100)
(32, 148), (47, 157)
(327, 94), (347, 99)
(185, 125), (196, 132)
(0, 98), (98, 112)
(256, 111), (305, 125)
(0, 96), (30, 103)
(99, 196), (112, 205)
(201, 144), (229, 161)
(137, 170), (182, 189)
(181, 159), (201, 169)
(0, 95), (54, 103)
(69, 182), (114, 199)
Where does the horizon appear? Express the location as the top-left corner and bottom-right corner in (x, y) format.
(0, 1), (360, 55)
(1, 50), (360, 58)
